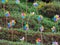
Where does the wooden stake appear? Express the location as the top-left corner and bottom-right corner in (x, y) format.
(26, 0), (28, 45)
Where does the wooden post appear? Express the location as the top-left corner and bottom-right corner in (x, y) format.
(12, 28), (13, 42)
(3, 2), (9, 45)
(26, 0), (28, 45)
(41, 31), (43, 45)
(22, 18), (23, 29)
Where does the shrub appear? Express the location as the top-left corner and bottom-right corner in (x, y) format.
(56, 7), (60, 15)
(42, 0), (52, 3)
(38, 3), (60, 18)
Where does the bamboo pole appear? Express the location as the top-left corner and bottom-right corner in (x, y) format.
(25, 0), (28, 45)
(41, 31), (43, 45)
(11, 14), (13, 41)
(3, 1), (9, 45)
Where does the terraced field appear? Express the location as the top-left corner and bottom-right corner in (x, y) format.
(0, 0), (60, 45)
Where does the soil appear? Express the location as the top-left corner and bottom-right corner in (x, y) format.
(0, 30), (60, 45)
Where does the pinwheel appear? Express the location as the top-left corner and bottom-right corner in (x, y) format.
(21, 12), (26, 19)
(36, 38), (41, 45)
(52, 41), (58, 45)
(40, 25), (44, 32)
(6, 0), (8, 3)
(2, 0), (5, 3)
(8, 22), (11, 28)
(33, 2), (38, 7)
(11, 20), (16, 26)
(8, 20), (16, 28)
(16, 0), (20, 4)
(5, 11), (10, 17)
(2, 0), (8, 3)
(23, 23), (29, 30)
(53, 15), (59, 22)
(51, 26), (56, 33)
(37, 15), (43, 21)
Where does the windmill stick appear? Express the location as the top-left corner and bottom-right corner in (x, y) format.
(41, 31), (43, 45)
(12, 28), (13, 42)
(25, 0), (28, 45)
(3, 4), (6, 27)
(22, 18), (23, 29)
